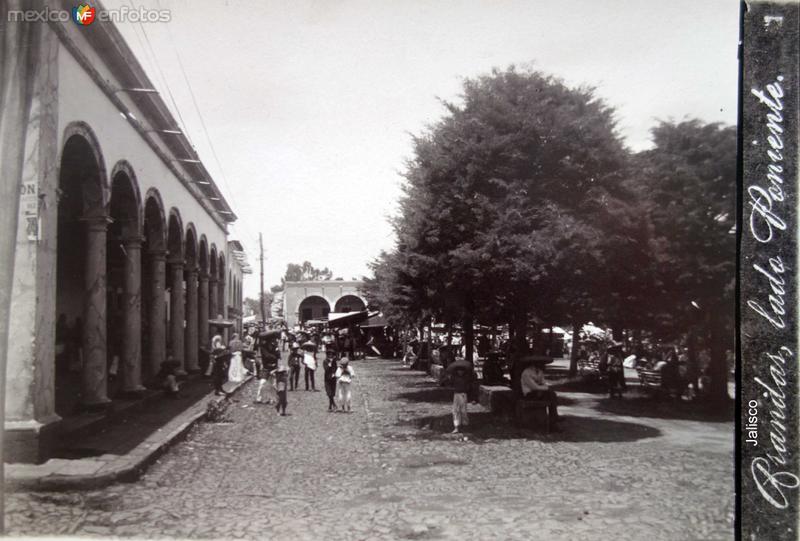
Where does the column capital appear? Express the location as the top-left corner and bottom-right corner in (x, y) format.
(209, 275), (219, 284)
(199, 271), (210, 281)
(122, 235), (144, 248)
(185, 265), (199, 276)
(168, 257), (185, 267)
(148, 249), (167, 261)
(81, 214), (113, 231)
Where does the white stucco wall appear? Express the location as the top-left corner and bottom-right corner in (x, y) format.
(57, 47), (228, 252)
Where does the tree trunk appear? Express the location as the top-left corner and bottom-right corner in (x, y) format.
(569, 319), (582, 377)
(706, 319), (730, 403)
(612, 326), (623, 342)
(464, 313), (474, 364)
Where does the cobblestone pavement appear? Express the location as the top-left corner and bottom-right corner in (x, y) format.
(6, 358), (734, 541)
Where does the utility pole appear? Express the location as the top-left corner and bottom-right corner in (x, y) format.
(259, 233), (266, 322)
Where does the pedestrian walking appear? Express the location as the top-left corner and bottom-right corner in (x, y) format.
(335, 357), (355, 412)
(272, 365), (289, 415)
(444, 358), (473, 433)
(228, 333), (246, 383)
(288, 342), (301, 390)
(322, 349), (339, 411)
(210, 334), (229, 396)
(302, 341), (317, 391)
(256, 335), (280, 404)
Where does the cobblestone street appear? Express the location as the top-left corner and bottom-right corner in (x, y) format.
(6, 358), (734, 541)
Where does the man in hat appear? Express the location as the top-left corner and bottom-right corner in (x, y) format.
(288, 341), (302, 391)
(322, 349), (339, 411)
(444, 357), (474, 433)
(302, 341), (317, 391)
(519, 358), (562, 431)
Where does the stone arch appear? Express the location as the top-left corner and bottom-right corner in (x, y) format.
(55, 124), (110, 415)
(333, 294), (367, 313)
(209, 245), (218, 277)
(198, 235), (209, 274)
(298, 295), (331, 323)
(143, 189), (166, 252)
(58, 121), (109, 214)
(108, 161), (142, 238)
(184, 223), (198, 268)
(166, 208), (183, 259)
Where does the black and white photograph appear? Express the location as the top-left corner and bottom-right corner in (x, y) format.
(0, 0), (775, 539)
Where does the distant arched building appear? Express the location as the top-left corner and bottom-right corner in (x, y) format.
(283, 281), (366, 328)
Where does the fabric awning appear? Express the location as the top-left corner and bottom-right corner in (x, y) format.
(327, 310), (372, 328)
(360, 314), (388, 328)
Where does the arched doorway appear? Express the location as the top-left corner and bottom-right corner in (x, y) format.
(298, 296), (331, 323)
(54, 130), (108, 415)
(334, 295), (366, 313)
(141, 192), (166, 384)
(107, 164), (142, 398)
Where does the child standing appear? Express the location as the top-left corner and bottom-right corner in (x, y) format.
(335, 358), (355, 412)
(272, 366), (289, 415)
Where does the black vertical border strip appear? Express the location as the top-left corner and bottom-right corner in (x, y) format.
(740, 2), (800, 539)
(735, 3), (745, 540)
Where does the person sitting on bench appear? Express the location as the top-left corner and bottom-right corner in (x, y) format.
(520, 362), (561, 431)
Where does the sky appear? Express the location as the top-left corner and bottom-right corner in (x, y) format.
(106, 0), (740, 298)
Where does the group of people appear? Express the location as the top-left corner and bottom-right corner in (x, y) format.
(204, 325), (358, 416)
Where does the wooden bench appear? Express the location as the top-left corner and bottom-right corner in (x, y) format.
(637, 368), (662, 389)
(578, 358), (603, 378)
(429, 363), (445, 384)
(515, 400), (551, 433)
(638, 367), (687, 399)
(479, 385), (549, 432)
(479, 385), (514, 414)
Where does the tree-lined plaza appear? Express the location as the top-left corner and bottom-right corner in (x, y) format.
(364, 67), (735, 403)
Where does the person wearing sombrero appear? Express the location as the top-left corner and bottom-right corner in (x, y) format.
(335, 356), (355, 412)
(322, 349), (339, 411)
(444, 357), (474, 432)
(519, 355), (562, 431)
(288, 341), (302, 391)
(302, 340), (317, 391)
(605, 342), (626, 399)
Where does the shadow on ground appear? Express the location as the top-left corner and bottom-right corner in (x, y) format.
(398, 412), (661, 443)
(592, 396), (735, 423)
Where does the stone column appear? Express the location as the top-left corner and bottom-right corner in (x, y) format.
(169, 258), (186, 376)
(198, 272), (210, 352)
(121, 236), (145, 394)
(209, 276), (218, 326)
(81, 215), (112, 409)
(147, 250), (167, 378)
(184, 266), (199, 372)
(218, 278), (227, 341)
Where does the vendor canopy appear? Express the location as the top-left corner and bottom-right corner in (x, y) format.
(360, 313), (388, 328)
(327, 310), (373, 328)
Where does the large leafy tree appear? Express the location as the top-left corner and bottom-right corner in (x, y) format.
(635, 120), (736, 401)
(283, 261), (333, 282)
(382, 67), (637, 362)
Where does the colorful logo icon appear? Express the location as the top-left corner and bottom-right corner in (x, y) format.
(72, 3), (96, 25)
